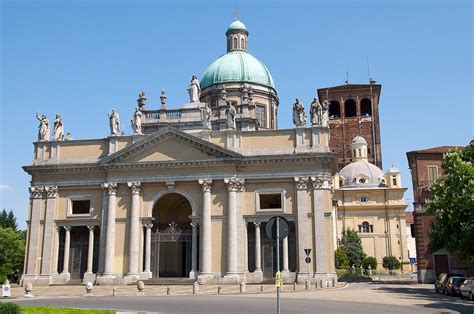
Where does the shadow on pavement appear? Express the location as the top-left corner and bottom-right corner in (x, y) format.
(375, 284), (474, 313)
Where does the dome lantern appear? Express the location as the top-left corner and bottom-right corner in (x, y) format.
(351, 136), (368, 162)
(226, 20), (248, 52)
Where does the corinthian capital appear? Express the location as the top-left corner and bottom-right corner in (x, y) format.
(29, 186), (45, 199)
(224, 177), (245, 192)
(294, 177), (310, 190)
(198, 179), (213, 192)
(310, 175), (332, 190)
(102, 182), (118, 195)
(127, 181), (141, 195)
(45, 186), (58, 198)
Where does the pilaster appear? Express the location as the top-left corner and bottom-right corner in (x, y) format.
(24, 186), (45, 282)
(39, 186), (58, 284)
(294, 176), (311, 283)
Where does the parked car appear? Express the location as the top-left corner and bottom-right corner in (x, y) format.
(460, 277), (474, 301)
(445, 276), (466, 296)
(435, 273), (464, 293)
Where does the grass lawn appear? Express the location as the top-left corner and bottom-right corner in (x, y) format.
(20, 306), (114, 313)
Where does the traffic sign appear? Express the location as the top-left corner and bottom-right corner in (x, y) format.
(266, 216), (289, 240)
(2, 284), (11, 297)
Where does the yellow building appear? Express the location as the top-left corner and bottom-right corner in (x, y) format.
(333, 136), (410, 271)
(22, 20), (338, 286)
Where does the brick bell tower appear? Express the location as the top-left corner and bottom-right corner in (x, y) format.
(317, 80), (382, 170)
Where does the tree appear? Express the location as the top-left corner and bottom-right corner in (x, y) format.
(427, 140), (474, 261)
(382, 256), (401, 271)
(362, 256), (378, 270)
(0, 227), (25, 283)
(0, 209), (18, 231)
(338, 229), (366, 267)
(335, 247), (349, 269)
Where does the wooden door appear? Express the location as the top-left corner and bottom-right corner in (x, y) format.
(434, 254), (449, 276)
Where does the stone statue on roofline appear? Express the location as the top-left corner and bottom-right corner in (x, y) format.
(108, 109), (121, 135)
(53, 114), (64, 141)
(200, 104), (212, 131)
(137, 91), (147, 109)
(292, 98), (306, 127)
(131, 106), (143, 135)
(36, 113), (50, 141)
(321, 99), (329, 127)
(188, 75), (201, 103)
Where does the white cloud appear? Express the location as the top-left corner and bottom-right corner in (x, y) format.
(0, 184), (13, 191)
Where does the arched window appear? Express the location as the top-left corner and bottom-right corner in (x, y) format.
(227, 39), (231, 51)
(344, 99), (356, 118)
(329, 101), (340, 119)
(360, 98), (372, 117)
(361, 221), (373, 233)
(241, 38), (245, 50)
(233, 38), (237, 49)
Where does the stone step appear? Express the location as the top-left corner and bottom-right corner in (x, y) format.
(142, 278), (197, 285)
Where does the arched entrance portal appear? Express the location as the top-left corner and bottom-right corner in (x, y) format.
(150, 193), (194, 278)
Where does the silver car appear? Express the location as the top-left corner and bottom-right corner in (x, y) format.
(460, 277), (474, 301)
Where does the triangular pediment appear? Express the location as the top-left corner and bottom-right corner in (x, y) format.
(100, 127), (241, 165)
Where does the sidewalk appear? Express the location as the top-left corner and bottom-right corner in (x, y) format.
(4, 283), (344, 300)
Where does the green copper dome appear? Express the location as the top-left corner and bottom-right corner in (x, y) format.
(200, 51), (275, 89)
(227, 20), (247, 33)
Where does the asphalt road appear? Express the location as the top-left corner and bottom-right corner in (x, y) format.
(10, 283), (474, 314)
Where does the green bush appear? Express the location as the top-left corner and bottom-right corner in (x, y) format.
(382, 256), (401, 270)
(362, 256), (378, 270)
(335, 248), (349, 269)
(0, 302), (21, 314)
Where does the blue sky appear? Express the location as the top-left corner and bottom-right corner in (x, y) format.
(1, 0), (472, 229)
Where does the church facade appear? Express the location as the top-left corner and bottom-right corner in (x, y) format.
(22, 20), (338, 286)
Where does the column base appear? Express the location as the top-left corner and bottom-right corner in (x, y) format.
(189, 270), (197, 279)
(296, 273), (311, 284)
(197, 273), (214, 284)
(223, 273), (240, 284)
(245, 270), (263, 283)
(139, 271), (152, 280)
(124, 274), (140, 284)
(83, 273), (97, 284)
(35, 275), (52, 286)
(282, 271), (296, 284)
(96, 274), (123, 285)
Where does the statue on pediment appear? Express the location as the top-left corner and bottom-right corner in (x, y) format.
(131, 107), (143, 135)
(108, 109), (121, 135)
(36, 113), (50, 141)
(200, 104), (212, 131)
(292, 98), (306, 127)
(321, 100), (329, 127)
(137, 91), (147, 109)
(188, 75), (201, 103)
(53, 114), (64, 141)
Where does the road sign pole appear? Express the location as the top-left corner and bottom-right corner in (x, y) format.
(276, 217), (280, 314)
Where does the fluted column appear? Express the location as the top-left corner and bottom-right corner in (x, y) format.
(190, 221), (198, 278)
(53, 226), (60, 274)
(126, 181), (141, 279)
(143, 223), (153, 275)
(198, 179), (213, 280)
(25, 186), (44, 276)
(311, 175), (331, 275)
(86, 225), (95, 274)
(224, 177), (244, 281)
(102, 182), (117, 277)
(62, 225), (72, 274)
(283, 236), (289, 272)
(40, 186), (58, 278)
(295, 176), (311, 283)
(254, 222), (262, 273)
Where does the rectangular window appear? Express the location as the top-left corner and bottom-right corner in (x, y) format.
(360, 196), (368, 203)
(256, 190), (284, 212)
(410, 224), (415, 238)
(392, 176), (397, 186)
(72, 200), (90, 214)
(256, 105), (266, 128)
(428, 165), (438, 186)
